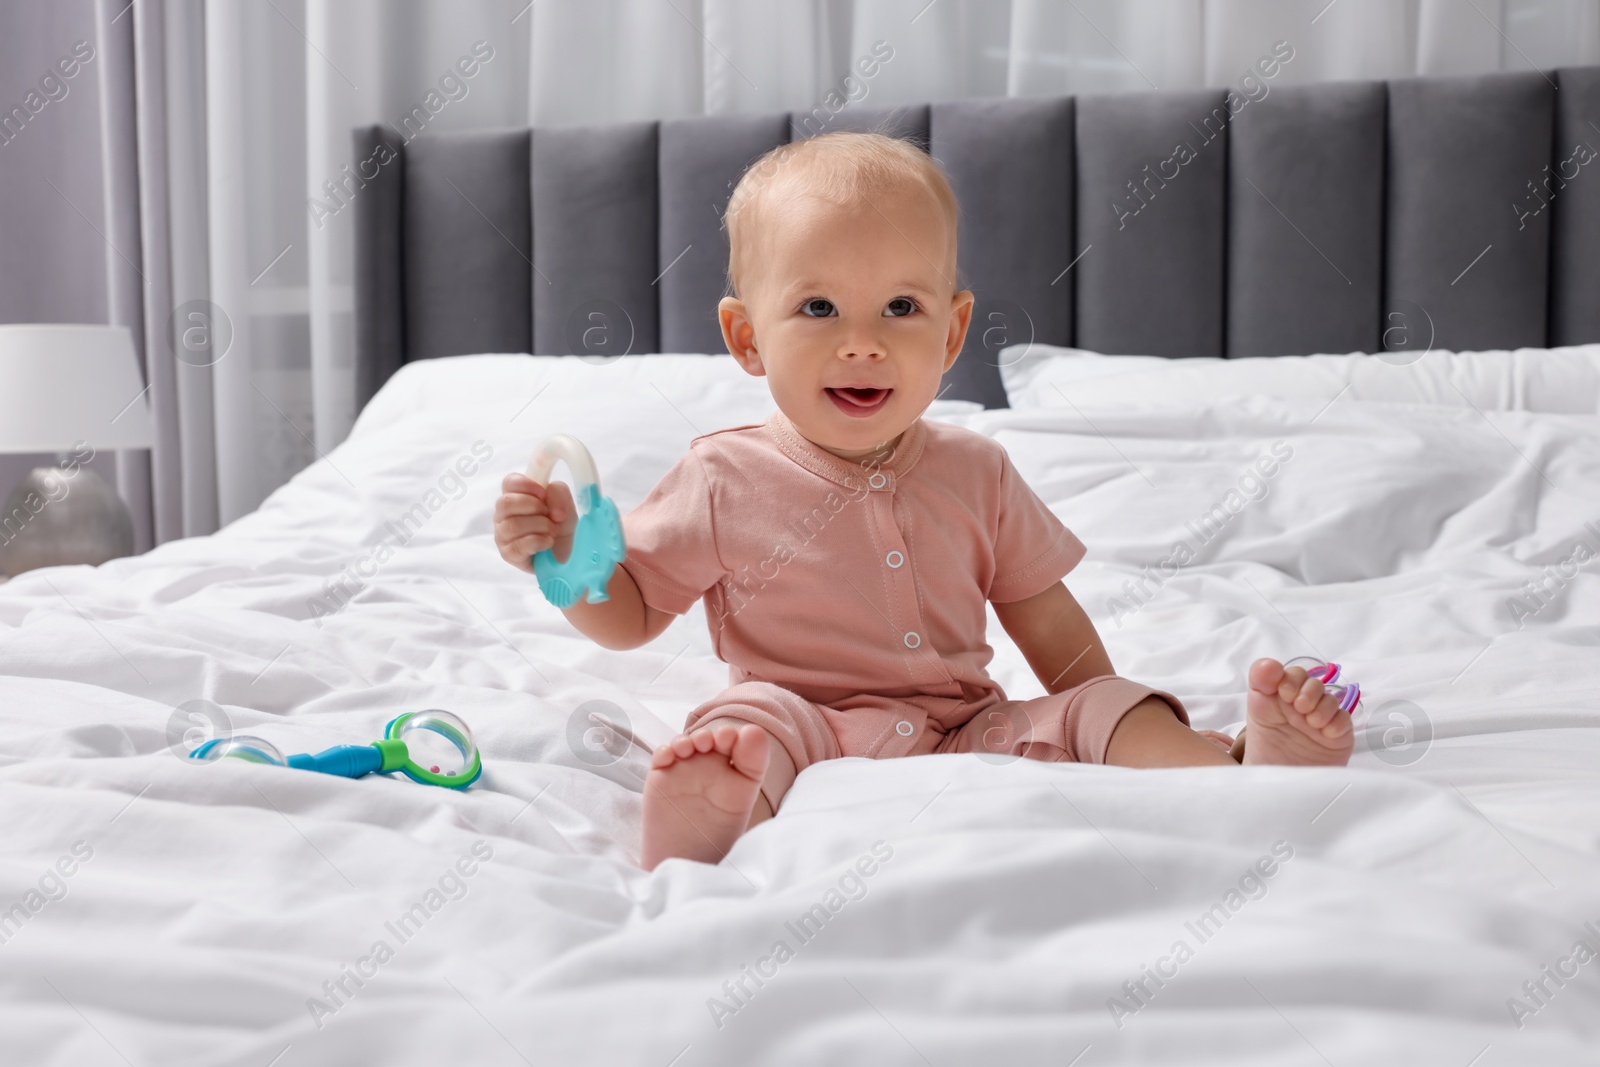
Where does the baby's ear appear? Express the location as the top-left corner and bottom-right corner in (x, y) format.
(719, 297), (765, 376)
(944, 289), (976, 371)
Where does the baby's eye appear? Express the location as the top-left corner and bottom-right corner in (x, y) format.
(884, 297), (918, 318)
(800, 298), (836, 317)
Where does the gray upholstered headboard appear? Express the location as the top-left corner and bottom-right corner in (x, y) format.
(352, 67), (1600, 410)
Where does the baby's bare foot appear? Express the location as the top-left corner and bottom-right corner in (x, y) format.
(1241, 658), (1353, 767)
(640, 723), (768, 871)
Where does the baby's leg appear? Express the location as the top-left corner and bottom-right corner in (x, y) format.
(1104, 697), (1238, 767)
(640, 721), (773, 871)
(640, 683), (830, 870)
(949, 676), (1233, 767)
(1106, 659), (1353, 767)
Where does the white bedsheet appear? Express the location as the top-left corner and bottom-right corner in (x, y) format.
(1, 353), (1598, 1066)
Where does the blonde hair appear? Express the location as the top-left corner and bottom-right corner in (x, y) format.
(723, 130), (960, 298)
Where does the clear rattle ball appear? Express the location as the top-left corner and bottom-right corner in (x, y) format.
(196, 735), (288, 765)
(397, 709), (475, 778)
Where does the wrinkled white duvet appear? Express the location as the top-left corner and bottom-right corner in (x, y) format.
(1, 351), (1598, 1066)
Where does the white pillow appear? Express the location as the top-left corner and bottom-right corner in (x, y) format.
(998, 343), (1600, 414)
(353, 353), (982, 443)
(351, 353), (776, 440)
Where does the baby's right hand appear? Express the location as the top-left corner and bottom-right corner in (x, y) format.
(494, 473), (577, 574)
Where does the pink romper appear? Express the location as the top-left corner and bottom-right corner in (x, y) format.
(620, 411), (1186, 808)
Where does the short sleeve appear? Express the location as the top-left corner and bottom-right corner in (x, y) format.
(987, 448), (1086, 603)
(619, 448), (728, 615)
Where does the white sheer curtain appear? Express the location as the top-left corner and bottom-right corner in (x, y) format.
(164, 0), (1600, 532)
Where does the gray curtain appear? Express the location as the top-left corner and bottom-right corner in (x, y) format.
(126, 0), (220, 544)
(0, 0), (217, 552)
(0, 0), (141, 546)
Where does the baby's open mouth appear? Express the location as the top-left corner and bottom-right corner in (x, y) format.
(826, 386), (892, 418)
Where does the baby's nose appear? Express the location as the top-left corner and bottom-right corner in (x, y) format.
(838, 337), (887, 360)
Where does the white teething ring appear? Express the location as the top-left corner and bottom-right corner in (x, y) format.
(526, 434), (601, 509)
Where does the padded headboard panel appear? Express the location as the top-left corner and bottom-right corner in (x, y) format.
(354, 66), (1600, 410)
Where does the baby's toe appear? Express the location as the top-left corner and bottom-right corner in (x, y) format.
(708, 724), (741, 755)
(1293, 675), (1326, 714)
(728, 725), (770, 780)
(1248, 658), (1287, 696)
(1277, 666), (1309, 705)
(1305, 691), (1343, 730)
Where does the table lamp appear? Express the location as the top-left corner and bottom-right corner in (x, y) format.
(0, 324), (156, 577)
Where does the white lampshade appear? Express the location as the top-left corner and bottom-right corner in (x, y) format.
(0, 324), (155, 453)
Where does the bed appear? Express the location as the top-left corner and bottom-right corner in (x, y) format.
(4, 69), (1600, 1066)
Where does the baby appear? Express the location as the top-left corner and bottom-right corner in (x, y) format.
(494, 132), (1353, 870)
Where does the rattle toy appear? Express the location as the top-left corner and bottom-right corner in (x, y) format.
(1285, 655), (1362, 713)
(525, 434), (626, 609)
(188, 709), (483, 790)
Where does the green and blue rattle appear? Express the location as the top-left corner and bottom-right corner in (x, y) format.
(526, 434), (626, 608)
(188, 709), (483, 790)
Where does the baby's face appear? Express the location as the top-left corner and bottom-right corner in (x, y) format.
(719, 185), (974, 460)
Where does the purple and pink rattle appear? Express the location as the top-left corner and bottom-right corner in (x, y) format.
(1285, 655), (1362, 713)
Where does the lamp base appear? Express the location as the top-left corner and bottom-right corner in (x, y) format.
(0, 467), (135, 577)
